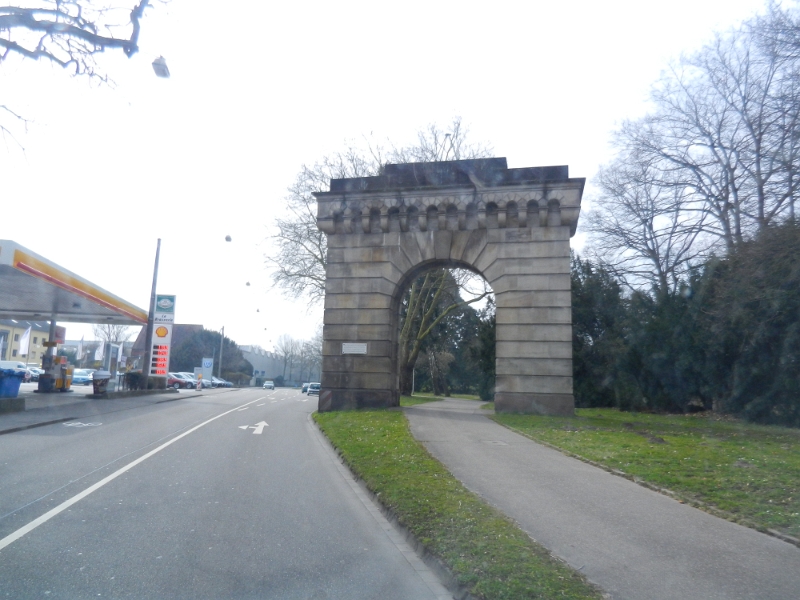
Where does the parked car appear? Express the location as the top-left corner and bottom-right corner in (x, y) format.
(211, 376), (228, 388)
(181, 372), (212, 388)
(1, 361), (29, 381)
(307, 383), (320, 396)
(28, 367), (44, 382)
(176, 372), (198, 387)
(301, 382), (309, 393)
(72, 369), (93, 386)
(263, 380), (274, 390)
(168, 373), (193, 389)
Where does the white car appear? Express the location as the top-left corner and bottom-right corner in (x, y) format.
(262, 380), (274, 390)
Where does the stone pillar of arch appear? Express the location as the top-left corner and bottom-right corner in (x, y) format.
(314, 158), (584, 415)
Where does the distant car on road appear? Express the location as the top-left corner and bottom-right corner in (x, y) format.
(262, 380), (274, 390)
(307, 383), (320, 396)
(301, 382), (309, 393)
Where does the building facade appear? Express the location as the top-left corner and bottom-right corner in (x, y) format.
(0, 319), (51, 365)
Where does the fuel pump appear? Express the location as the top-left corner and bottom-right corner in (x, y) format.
(54, 356), (73, 391)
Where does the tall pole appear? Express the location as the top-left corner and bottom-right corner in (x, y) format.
(142, 239), (161, 381)
(218, 326), (224, 378)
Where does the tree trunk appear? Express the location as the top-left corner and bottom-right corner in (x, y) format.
(399, 363), (414, 396)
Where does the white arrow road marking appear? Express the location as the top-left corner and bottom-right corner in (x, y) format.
(63, 422), (102, 427)
(0, 397), (265, 552)
(238, 421), (269, 434)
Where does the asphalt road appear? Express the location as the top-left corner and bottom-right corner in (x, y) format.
(0, 388), (450, 599)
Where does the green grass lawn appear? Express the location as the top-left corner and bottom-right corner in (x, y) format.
(493, 409), (800, 539)
(399, 394), (442, 406)
(400, 393), (482, 406)
(314, 408), (602, 600)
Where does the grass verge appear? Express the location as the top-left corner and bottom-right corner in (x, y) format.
(314, 409), (603, 599)
(400, 394), (442, 406)
(400, 393), (483, 406)
(492, 409), (800, 540)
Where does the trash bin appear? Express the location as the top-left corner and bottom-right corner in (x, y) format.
(0, 369), (25, 398)
(92, 370), (111, 395)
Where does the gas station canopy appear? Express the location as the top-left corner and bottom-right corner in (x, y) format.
(0, 240), (148, 325)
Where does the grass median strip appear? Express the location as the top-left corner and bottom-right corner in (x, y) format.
(313, 408), (602, 600)
(492, 409), (800, 540)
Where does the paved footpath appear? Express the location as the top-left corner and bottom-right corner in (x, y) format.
(404, 399), (800, 600)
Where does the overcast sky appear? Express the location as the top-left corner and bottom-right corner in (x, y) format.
(0, 0), (773, 350)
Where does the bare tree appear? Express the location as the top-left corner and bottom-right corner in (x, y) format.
(268, 119), (495, 393)
(590, 5), (800, 288)
(273, 334), (299, 380)
(92, 323), (134, 344)
(1, 1), (161, 145)
(268, 147), (375, 304)
(587, 150), (709, 295)
(0, 1), (153, 74)
(266, 117), (492, 303)
(397, 268), (491, 395)
(305, 326), (323, 381)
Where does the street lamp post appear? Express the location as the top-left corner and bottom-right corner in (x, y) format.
(218, 325), (224, 379)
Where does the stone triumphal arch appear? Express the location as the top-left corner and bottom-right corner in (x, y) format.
(314, 158), (584, 414)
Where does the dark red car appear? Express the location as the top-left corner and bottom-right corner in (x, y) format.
(167, 373), (193, 389)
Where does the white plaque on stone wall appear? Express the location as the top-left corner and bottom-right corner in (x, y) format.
(342, 343), (368, 355)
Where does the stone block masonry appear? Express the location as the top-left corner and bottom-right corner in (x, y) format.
(314, 158), (584, 414)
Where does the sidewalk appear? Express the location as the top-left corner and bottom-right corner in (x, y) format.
(404, 399), (800, 600)
(0, 387), (237, 435)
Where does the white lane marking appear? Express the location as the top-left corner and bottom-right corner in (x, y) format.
(238, 421), (268, 434)
(256, 404), (265, 407)
(237, 407), (249, 411)
(63, 422), (102, 427)
(0, 396), (265, 552)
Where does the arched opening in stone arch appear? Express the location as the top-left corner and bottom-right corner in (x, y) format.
(485, 203), (499, 229)
(506, 202), (519, 228)
(547, 198), (561, 227)
(390, 260), (495, 401)
(465, 203), (478, 229)
(334, 213), (346, 234)
(350, 209), (363, 233)
(388, 207), (401, 232)
(446, 205), (459, 231)
(426, 206), (440, 231)
(407, 206), (420, 231)
(369, 208), (382, 233)
(527, 200), (539, 227)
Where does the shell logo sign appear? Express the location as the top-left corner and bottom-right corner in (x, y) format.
(149, 295), (176, 377)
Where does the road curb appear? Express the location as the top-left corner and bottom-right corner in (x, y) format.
(308, 412), (475, 600)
